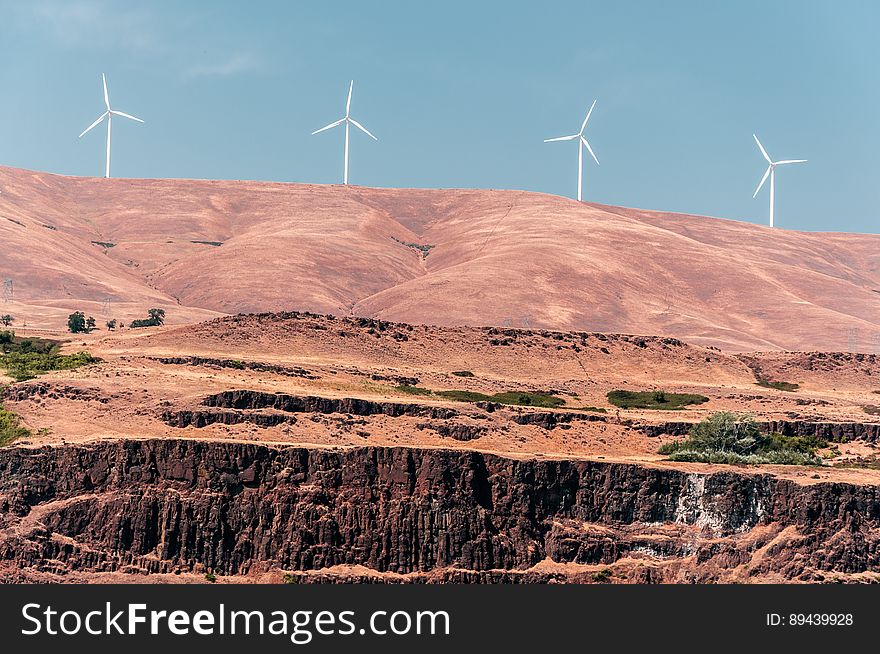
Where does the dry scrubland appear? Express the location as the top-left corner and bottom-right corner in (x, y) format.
(1, 312), (879, 583)
(1, 165), (879, 351)
(1, 166), (880, 583)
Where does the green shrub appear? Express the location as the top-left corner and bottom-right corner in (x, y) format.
(438, 389), (565, 407)
(435, 389), (491, 402)
(1, 332), (57, 355)
(659, 412), (825, 466)
(395, 384), (433, 396)
(591, 569), (611, 583)
(864, 405), (880, 416)
(0, 315), (13, 327)
(573, 406), (607, 413)
(659, 412), (762, 455)
(756, 378), (799, 392)
(130, 308), (166, 329)
(490, 391), (565, 408)
(390, 237), (435, 257)
(204, 572), (217, 583)
(0, 350), (100, 382)
(397, 385), (565, 408)
(607, 389), (709, 410)
(452, 370), (475, 377)
(0, 407), (30, 447)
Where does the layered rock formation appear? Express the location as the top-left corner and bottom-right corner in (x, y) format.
(1, 439), (877, 582)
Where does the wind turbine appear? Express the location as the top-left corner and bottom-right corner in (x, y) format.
(79, 74), (144, 178)
(311, 81), (377, 184)
(752, 134), (806, 228)
(544, 99), (600, 202)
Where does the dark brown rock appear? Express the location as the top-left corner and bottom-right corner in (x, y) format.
(0, 440), (877, 582)
(203, 390), (459, 420)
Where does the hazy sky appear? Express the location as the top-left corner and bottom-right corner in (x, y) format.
(1, 1), (878, 233)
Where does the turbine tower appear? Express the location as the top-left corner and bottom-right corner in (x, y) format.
(311, 81), (377, 184)
(752, 134), (806, 228)
(544, 99), (600, 202)
(79, 74), (144, 178)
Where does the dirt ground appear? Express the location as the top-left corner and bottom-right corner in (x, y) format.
(5, 312), (879, 487)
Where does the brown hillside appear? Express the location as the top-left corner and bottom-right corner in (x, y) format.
(1, 165), (878, 350)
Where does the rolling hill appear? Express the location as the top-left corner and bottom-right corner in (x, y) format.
(1, 164), (878, 351)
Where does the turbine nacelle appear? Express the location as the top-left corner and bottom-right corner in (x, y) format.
(752, 134), (806, 227)
(752, 134), (807, 197)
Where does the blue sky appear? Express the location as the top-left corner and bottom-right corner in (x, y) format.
(1, 0), (878, 233)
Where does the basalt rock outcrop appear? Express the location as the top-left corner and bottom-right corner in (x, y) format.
(510, 410), (607, 430)
(160, 409), (297, 429)
(202, 390), (459, 420)
(416, 422), (486, 441)
(0, 439), (878, 583)
(2, 382), (110, 404)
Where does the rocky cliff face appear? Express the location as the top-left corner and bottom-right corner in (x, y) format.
(0, 440), (877, 583)
(202, 390), (460, 419)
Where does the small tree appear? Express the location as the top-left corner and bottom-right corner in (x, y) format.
(130, 308), (167, 329)
(148, 308), (166, 326)
(106, 319), (117, 331)
(686, 411), (761, 455)
(67, 312), (97, 333)
(0, 315), (13, 327)
(68, 311), (87, 334)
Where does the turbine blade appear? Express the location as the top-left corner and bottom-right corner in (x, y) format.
(582, 137), (599, 165)
(111, 110), (144, 123)
(774, 159), (807, 165)
(311, 118), (345, 135)
(102, 73), (110, 110)
(753, 165), (771, 198)
(79, 112), (108, 138)
(349, 117), (377, 140)
(543, 134), (578, 143)
(346, 80), (353, 116)
(753, 134), (772, 163)
(580, 99), (597, 134)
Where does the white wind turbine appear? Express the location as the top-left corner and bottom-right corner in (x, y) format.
(752, 134), (806, 228)
(545, 99), (600, 202)
(79, 74), (144, 178)
(311, 81), (377, 184)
